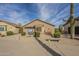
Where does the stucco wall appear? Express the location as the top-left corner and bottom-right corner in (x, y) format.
(0, 22), (19, 35)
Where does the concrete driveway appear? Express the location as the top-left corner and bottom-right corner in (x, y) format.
(0, 34), (51, 56)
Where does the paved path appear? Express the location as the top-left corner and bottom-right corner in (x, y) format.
(39, 34), (79, 56)
(0, 35), (51, 56)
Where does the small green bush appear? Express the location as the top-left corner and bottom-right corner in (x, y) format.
(54, 28), (61, 38)
(33, 32), (40, 37)
(21, 32), (26, 36)
(6, 31), (14, 36)
(54, 32), (61, 38)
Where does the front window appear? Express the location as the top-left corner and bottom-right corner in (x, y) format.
(0, 26), (6, 31)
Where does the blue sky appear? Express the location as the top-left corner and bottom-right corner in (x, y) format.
(0, 3), (79, 27)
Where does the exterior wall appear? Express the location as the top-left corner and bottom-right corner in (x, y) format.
(23, 20), (54, 35)
(64, 23), (70, 33)
(0, 22), (19, 35)
(75, 21), (79, 26)
(63, 21), (79, 34)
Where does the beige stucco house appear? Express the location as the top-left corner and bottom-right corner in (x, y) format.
(0, 20), (20, 35)
(23, 19), (55, 35)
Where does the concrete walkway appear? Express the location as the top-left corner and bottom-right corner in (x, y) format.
(39, 34), (79, 56)
(0, 35), (51, 56)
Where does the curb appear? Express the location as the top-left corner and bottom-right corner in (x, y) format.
(35, 37), (63, 56)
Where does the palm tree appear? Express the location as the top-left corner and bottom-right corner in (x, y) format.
(69, 3), (75, 39)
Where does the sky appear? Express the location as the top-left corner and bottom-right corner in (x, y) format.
(0, 3), (79, 27)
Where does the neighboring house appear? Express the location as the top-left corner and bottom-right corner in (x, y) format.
(0, 20), (20, 35)
(23, 19), (55, 35)
(63, 17), (79, 35)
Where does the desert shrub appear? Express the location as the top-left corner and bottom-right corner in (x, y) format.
(54, 32), (61, 38)
(54, 28), (61, 38)
(0, 33), (1, 36)
(21, 32), (26, 36)
(0, 33), (1, 35)
(33, 31), (40, 37)
(6, 31), (14, 36)
(1, 35), (5, 37)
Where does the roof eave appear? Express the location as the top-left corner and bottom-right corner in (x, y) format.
(23, 19), (55, 27)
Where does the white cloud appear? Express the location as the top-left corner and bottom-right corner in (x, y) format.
(36, 3), (51, 21)
(8, 10), (30, 24)
(0, 4), (30, 24)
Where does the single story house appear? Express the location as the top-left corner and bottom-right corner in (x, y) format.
(0, 20), (20, 35)
(63, 17), (79, 35)
(23, 19), (55, 35)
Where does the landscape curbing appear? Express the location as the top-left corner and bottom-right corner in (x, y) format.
(35, 37), (64, 56)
